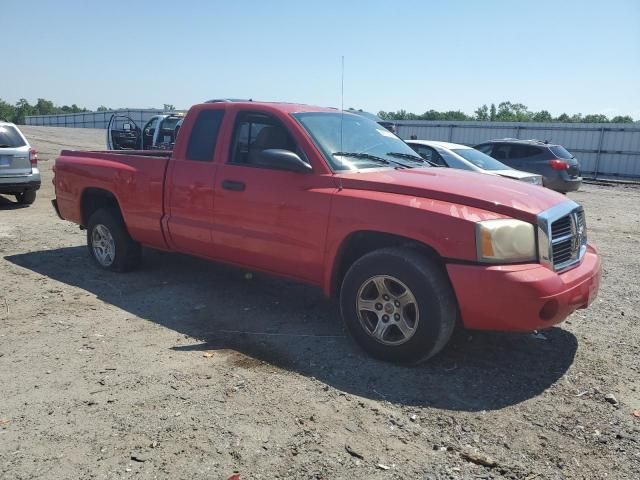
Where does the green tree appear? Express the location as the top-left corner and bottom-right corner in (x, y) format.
(489, 103), (497, 121)
(582, 114), (609, 123)
(97, 106), (110, 112)
(474, 104), (489, 121)
(34, 98), (56, 115)
(13, 98), (33, 124)
(163, 104), (176, 111)
(494, 102), (532, 122)
(532, 110), (553, 122)
(611, 115), (633, 123)
(0, 99), (15, 121)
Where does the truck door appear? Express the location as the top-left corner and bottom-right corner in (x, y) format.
(106, 115), (141, 150)
(210, 111), (332, 284)
(141, 116), (161, 149)
(164, 106), (225, 257)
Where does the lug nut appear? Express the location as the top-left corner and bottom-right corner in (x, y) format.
(394, 300), (400, 307)
(394, 313), (400, 320)
(382, 294), (390, 301)
(375, 303), (383, 311)
(382, 315), (389, 322)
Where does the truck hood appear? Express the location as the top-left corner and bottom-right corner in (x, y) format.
(336, 167), (566, 222)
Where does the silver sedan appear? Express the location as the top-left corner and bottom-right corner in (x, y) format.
(406, 140), (543, 186)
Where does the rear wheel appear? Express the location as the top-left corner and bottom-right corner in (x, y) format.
(15, 190), (36, 205)
(340, 248), (457, 363)
(87, 208), (141, 272)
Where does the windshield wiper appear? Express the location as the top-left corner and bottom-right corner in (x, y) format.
(0, 144), (13, 148)
(386, 152), (441, 167)
(332, 151), (410, 168)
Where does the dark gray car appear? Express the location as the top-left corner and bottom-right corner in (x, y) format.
(474, 139), (582, 193)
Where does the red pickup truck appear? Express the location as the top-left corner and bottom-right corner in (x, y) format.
(52, 100), (601, 363)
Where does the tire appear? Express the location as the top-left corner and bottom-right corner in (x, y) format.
(340, 247), (457, 364)
(87, 208), (141, 272)
(15, 190), (36, 205)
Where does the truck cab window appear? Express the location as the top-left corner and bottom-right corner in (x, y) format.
(185, 109), (225, 161)
(230, 113), (296, 167)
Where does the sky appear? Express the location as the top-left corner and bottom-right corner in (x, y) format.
(3, 0), (640, 118)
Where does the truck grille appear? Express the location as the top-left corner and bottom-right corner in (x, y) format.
(549, 210), (586, 270)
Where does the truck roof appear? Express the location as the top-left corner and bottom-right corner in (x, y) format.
(198, 100), (339, 114)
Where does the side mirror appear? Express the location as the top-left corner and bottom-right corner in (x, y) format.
(257, 149), (312, 173)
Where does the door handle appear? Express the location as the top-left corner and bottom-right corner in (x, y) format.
(221, 180), (246, 192)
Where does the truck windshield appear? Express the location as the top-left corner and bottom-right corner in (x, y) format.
(451, 148), (510, 171)
(293, 112), (425, 170)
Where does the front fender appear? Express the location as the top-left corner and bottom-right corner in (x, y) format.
(322, 188), (509, 295)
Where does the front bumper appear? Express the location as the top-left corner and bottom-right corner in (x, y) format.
(446, 244), (601, 331)
(0, 168), (41, 194)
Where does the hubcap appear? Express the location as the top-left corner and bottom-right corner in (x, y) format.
(356, 275), (419, 346)
(92, 224), (115, 267)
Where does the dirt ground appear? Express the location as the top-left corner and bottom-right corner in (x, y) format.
(1, 126), (639, 480)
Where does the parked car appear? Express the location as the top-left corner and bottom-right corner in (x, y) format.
(52, 101), (601, 363)
(107, 113), (184, 150)
(474, 139), (582, 193)
(0, 121), (40, 205)
(406, 140), (543, 186)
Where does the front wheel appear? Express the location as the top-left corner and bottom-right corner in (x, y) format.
(87, 208), (141, 272)
(340, 248), (458, 364)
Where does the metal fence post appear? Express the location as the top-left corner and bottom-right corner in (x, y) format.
(594, 127), (605, 179)
(448, 125), (454, 141)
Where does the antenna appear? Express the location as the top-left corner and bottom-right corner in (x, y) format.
(340, 55), (345, 154)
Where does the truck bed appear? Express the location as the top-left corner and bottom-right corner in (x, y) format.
(54, 149), (171, 249)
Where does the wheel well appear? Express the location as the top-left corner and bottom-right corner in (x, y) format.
(330, 231), (443, 297)
(81, 188), (120, 226)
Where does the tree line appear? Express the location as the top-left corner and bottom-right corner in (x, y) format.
(0, 98), (105, 124)
(0, 98), (181, 124)
(1, 97), (636, 125)
(378, 101), (635, 123)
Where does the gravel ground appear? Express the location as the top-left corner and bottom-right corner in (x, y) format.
(1, 126), (639, 480)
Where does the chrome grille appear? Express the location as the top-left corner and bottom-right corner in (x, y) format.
(538, 202), (587, 272)
(551, 216), (572, 238)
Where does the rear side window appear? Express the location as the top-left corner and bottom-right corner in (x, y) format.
(0, 125), (27, 148)
(475, 144), (493, 155)
(410, 144), (447, 166)
(509, 145), (541, 159)
(186, 110), (225, 161)
(491, 144), (510, 160)
(549, 145), (574, 159)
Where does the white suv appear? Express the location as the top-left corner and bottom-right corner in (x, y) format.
(0, 122), (40, 205)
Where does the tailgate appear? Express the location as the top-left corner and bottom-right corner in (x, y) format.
(0, 146), (31, 177)
(549, 145), (580, 178)
(567, 159), (581, 178)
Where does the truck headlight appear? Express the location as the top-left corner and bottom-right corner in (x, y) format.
(476, 219), (537, 263)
